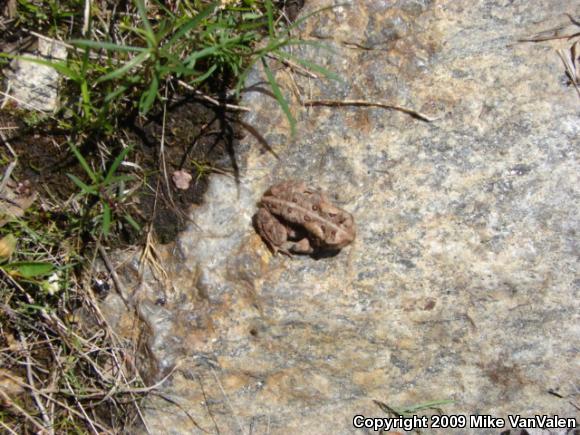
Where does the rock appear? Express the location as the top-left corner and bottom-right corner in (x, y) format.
(104, 0), (579, 433)
(3, 37), (67, 112)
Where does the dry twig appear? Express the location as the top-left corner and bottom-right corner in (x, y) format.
(302, 98), (440, 122)
(178, 80), (250, 112)
(98, 244), (131, 309)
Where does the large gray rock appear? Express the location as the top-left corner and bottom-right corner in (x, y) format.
(111, 0), (579, 433)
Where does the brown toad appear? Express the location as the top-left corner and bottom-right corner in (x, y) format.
(254, 180), (355, 255)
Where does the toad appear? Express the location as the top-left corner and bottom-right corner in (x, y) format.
(254, 180), (355, 255)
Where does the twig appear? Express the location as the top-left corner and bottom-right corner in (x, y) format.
(0, 90), (46, 112)
(197, 374), (220, 434)
(0, 131), (17, 194)
(158, 84), (179, 215)
(178, 80), (250, 112)
(556, 47), (580, 99)
(0, 419), (19, 435)
(517, 14), (580, 43)
(302, 99), (440, 122)
(267, 53), (318, 79)
(61, 367), (100, 435)
(22, 29), (75, 50)
(21, 334), (54, 434)
(82, 0), (91, 36)
(518, 33), (580, 42)
(97, 244), (131, 309)
(154, 390), (211, 434)
(46, 362), (181, 399)
(0, 388), (48, 434)
(1, 371), (112, 433)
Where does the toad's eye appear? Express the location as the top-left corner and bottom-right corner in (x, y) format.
(312, 204), (319, 211)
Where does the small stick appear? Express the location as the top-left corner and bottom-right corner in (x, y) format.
(0, 388), (47, 434)
(178, 80), (250, 112)
(1, 371), (111, 433)
(0, 131), (18, 194)
(0, 419), (19, 435)
(45, 362), (181, 398)
(0, 90), (46, 112)
(97, 245), (131, 310)
(268, 53), (318, 79)
(302, 98), (440, 122)
(21, 335), (54, 434)
(556, 48), (580, 99)
(82, 0), (91, 36)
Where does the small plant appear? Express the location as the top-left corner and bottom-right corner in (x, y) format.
(66, 0), (338, 133)
(67, 145), (140, 237)
(0, 219), (147, 434)
(373, 399), (455, 434)
(14, 0), (82, 32)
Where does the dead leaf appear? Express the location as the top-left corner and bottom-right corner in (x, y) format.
(0, 180), (37, 227)
(0, 234), (16, 258)
(172, 170), (192, 190)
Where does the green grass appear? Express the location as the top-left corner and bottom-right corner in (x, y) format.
(67, 144), (141, 238)
(0, 0), (340, 431)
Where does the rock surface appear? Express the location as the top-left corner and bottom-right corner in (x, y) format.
(3, 38), (66, 112)
(108, 0), (579, 433)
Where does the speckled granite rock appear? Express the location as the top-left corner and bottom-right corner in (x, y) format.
(106, 0), (580, 433)
(3, 38), (66, 112)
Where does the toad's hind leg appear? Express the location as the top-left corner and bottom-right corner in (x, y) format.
(289, 238), (314, 255)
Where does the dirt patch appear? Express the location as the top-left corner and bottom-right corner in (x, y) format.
(0, 96), (244, 244)
(128, 97), (244, 243)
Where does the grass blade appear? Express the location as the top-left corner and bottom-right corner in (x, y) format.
(67, 174), (98, 195)
(124, 213), (141, 231)
(105, 84), (130, 102)
(96, 51), (149, 83)
(139, 74), (159, 115)
(189, 64), (217, 84)
(185, 45), (219, 66)
(70, 146), (98, 183)
(168, 1), (218, 46)
(287, 3), (342, 32)
(69, 40), (146, 52)
(104, 146), (132, 184)
(276, 50), (342, 82)
(135, 0), (156, 47)
(261, 58), (295, 136)
(0, 54), (80, 81)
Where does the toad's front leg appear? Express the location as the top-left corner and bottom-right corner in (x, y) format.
(254, 207), (292, 256)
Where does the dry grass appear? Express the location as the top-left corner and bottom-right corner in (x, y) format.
(518, 13), (580, 99)
(0, 265), (151, 434)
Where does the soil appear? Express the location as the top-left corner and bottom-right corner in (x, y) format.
(0, 0), (304, 246)
(0, 96), (243, 244)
